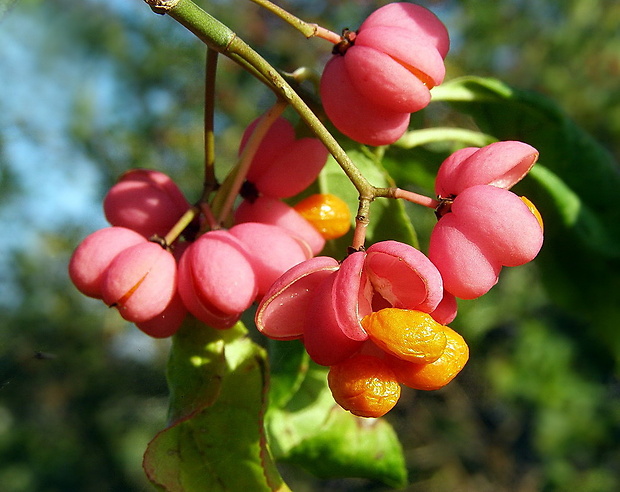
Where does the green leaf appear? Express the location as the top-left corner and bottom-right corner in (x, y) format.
(282, 407), (407, 488)
(318, 148), (418, 258)
(396, 127), (497, 150)
(143, 317), (289, 492)
(266, 361), (408, 488)
(527, 165), (617, 257)
(267, 338), (309, 409)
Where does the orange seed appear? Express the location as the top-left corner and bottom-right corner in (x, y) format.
(294, 193), (351, 240)
(327, 353), (401, 418)
(361, 308), (447, 363)
(387, 325), (469, 391)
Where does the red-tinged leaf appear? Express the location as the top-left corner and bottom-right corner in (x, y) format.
(143, 317), (289, 492)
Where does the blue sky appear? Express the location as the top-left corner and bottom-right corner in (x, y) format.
(1, 6), (107, 232)
(0, 3), (114, 304)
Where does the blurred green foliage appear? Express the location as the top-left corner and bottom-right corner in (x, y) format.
(1, 0), (619, 491)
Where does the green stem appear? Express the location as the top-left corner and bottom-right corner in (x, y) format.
(248, 0), (341, 43)
(145, 0), (234, 50)
(163, 206), (200, 245)
(143, 0), (375, 202)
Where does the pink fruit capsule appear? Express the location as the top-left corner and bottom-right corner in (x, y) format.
(177, 230), (258, 327)
(301, 241), (449, 366)
(135, 291), (187, 339)
(435, 141), (539, 197)
(429, 290), (458, 325)
(101, 241), (177, 323)
(241, 116), (328, 198)
(252, 138), (328, 198)
(364, 240), (445, 314)
(255, 239), (452, 367)
(320, 55), (411, 146)
(429, 185), (544, 299)
(229, 222), (310, 297)
(331, 251), (372, 342)
(235, 196), (325, 256)
(302, 273), (365, 366)
(451, 186), (544, 266)
(176, 247), (242, 330)
(68, 226), (146, 299)
(255, 256), (340, 340)
(241, 117), (296, 183)
(358, 2), (450, 57)
(344, 28), (444, 113)
(429, 212), (501, 300)
(103, 169), (190, 238)
(320, 2), (449, 145)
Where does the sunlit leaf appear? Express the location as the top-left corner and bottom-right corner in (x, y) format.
(396, 127), (497, 149)
(143, 318), (288, 492)
(527, 165), (616, 257)
(318, 148), (418, 258)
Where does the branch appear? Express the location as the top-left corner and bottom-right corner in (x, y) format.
(248, 0), (341, 43)
(143, 0), (374, 201)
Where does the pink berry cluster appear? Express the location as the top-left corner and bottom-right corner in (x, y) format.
(256, 240), (457, 366)
(320, 2), (450, 146)
(69, 224), (185, 338)
(255, 140), (544, 415)
(66, 1), (546, 420)
(255, 142), (544, 344)
(68, 117), (329, 338)
(234, 116), (329, 257)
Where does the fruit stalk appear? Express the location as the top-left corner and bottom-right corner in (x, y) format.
(248, 0), (341, 43)
(201, 47), (219, 200)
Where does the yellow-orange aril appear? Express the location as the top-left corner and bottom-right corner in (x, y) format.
(361, 308), (447, 363)
(387, 325), (469, 390)
(327, 353), (401, 418)
(520, 196), (544, 232)
(293, 193), (351, 240)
